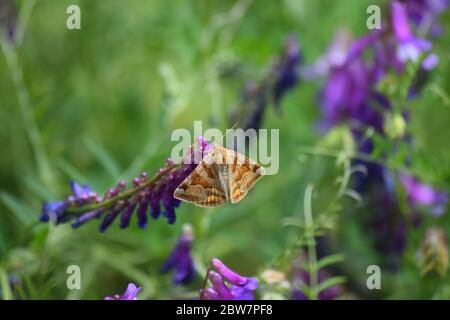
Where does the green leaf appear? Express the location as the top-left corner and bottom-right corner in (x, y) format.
(57, 159), (90, 184)
(298, 282), (313, 299)
(84, 137), (121, 179)
(0, 267), (12, 300)
(317, 253), (346, 270)
(0, 192), (33, 225)
(317, 276), (346, 294)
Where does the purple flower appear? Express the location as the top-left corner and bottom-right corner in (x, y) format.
(40, 137), (211, 231)
(201, 258), (258, 300)
(391, 1), (433, 65)
(400, 174), (448, 216)
(105, 283), (141, 300)
(161, 224), (196, 285)
(40, 181), (99, 224)
(313, 28), (390, 134)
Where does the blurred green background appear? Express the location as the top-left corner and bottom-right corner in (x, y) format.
(1, 0), (449, 299)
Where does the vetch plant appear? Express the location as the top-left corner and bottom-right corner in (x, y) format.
(39, 137), (211, 231)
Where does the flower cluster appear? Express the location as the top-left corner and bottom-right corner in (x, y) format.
(161, 224), (196, 285)
(308, 0), (449, 266)
(315, 0), (448, 134)
(39, 137), (211, 231)
(105, 283), (141, 300)
(201, 258), (258, 300)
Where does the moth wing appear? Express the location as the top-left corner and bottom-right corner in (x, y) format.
(227, 149), (265, 204)
(174, 153), (227, 208)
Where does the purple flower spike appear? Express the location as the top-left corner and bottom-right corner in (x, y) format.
(161, 224), (196, 285)
(72, 209), (103, 228)
(203, 258), (258, 300)
(39, 137), (212, 231)
(105, 283), (141, 300)
(400, 174), (448, 216)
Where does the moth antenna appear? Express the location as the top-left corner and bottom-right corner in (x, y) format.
(215, 122), (239, 149)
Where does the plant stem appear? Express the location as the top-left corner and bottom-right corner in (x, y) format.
(298, 146), (415, 177)
(66, 164), (179, 215)
(199, 266), (212, 300)
(0, 267), (12, 300)
(304, 184), (318, 300)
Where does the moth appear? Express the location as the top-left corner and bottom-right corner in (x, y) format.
(173, 143), (265, 207)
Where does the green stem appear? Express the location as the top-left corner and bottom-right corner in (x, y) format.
(16, 0), (37, 46)
(298, 146), (415, 177)
(66, 164), (179, 215)
(304, 184), (318, 300)
(0, 267), (12, 300)
(199, 266), (212, 300)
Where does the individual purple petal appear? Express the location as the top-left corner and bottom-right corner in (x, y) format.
(211, 258), (248, 286)
(242, 277), (258, 290)
(72, 209), (103, 228)
(209, 271), (234, 300)
(202, 288), (220, 300)
(122, 283), (141, 300)
(70, 181), (91, 199)
(136, 197), (149, 228)
(422, 54), (438, 70)
(40, 201), (67, 223)
(148, 189), (162, 219)
(400, 174), (448, 216)
(120, 202), (137, 229)
(105, 283), (141, 300)
(230, 285), (254, 300)
(392, 1), (414, 41)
